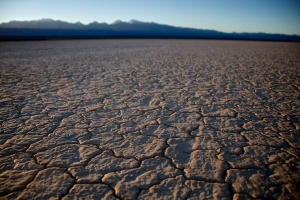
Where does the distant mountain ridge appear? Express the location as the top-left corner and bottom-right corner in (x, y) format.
(1, 19), (300, 41)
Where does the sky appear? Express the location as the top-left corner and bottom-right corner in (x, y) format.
(0, 0), (300, 35)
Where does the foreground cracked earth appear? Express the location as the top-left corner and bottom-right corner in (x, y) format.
(0, 40), (300, 199)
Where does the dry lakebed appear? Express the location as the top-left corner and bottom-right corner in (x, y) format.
(0, 39), (300, 199)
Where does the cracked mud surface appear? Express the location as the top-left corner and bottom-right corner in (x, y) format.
(0, 39), (300, 199)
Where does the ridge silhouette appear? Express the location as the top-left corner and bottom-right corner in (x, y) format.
(1, 19), (299, 41)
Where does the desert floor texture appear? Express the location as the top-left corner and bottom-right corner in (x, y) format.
(0, 40), (300, 200)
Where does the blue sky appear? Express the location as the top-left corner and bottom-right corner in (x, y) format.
(0, 0), (300, 35)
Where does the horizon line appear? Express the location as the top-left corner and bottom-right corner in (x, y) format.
(1, 18), (299, 37)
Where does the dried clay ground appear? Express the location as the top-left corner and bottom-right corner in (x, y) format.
(0, 40), (300, 200)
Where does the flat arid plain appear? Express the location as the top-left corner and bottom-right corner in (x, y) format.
(0, 39), (300, 199)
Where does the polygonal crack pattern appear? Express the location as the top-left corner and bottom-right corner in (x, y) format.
(1, 40), (300, 199)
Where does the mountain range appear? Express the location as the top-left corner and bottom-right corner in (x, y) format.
(1, 19), (300, 41)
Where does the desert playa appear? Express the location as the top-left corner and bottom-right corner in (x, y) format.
(0, 39), (299, 199)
